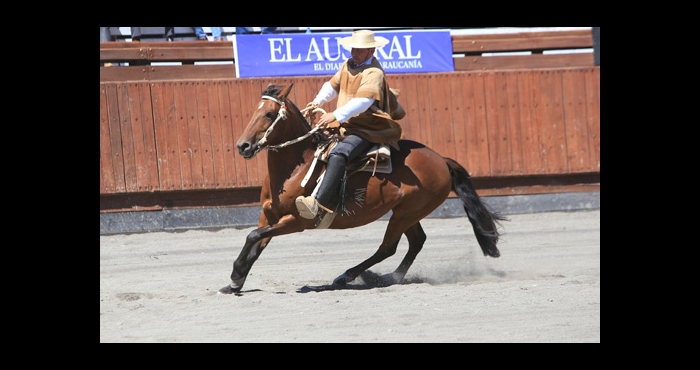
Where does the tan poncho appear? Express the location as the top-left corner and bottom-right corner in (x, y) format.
(329, 58), (404, 144)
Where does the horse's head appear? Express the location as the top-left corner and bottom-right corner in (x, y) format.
(236, 83), (298, 159)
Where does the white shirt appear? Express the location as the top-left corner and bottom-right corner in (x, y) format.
(312, 58), (376, 123)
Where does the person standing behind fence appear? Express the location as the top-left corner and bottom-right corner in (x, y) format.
(194, 27), (225, 41)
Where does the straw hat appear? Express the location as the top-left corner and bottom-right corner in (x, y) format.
(338, 30), (389, 49)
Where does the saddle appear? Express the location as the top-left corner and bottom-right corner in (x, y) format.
(300, 129), (394, 188)
(301, 129), (395, 229)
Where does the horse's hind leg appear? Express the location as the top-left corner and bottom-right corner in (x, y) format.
(391, 222), (426, 282)
(333, 219), (406, 286)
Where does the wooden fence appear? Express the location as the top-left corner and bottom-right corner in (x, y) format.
(100, 28), (599, 213)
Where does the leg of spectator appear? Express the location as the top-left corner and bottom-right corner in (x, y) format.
(212, 27), (224, 41)
(261, 27), (277, 34)
(131, 27), (141, 41)
(100, 27), (111, 42)
(194, 27), (207, 40)
(236, 27), (250, 35)
(164, 27), (175, 41)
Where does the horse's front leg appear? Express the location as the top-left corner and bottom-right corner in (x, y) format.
(218, 214), (304, 294)
(218, 227), (272, 294)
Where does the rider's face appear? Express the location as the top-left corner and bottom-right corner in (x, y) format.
(351, 48), (374, 65)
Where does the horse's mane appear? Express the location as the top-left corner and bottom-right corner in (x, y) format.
(262, 84), (283, 99)
(262, 84), (299, 111)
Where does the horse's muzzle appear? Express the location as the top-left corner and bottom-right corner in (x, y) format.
(236, 141), (257, 159)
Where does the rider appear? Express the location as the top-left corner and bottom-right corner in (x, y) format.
(296, 30), (404, 220)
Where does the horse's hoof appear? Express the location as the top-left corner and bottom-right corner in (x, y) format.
(218, 284), (241, 294)
(333, 272), (354, 286)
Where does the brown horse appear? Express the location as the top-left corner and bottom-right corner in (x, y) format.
(219, 83), (506, 294)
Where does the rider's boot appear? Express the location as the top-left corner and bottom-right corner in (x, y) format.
(296, 154), (346, 219)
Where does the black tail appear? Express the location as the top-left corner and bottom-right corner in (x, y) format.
(445, 157), (507, 258)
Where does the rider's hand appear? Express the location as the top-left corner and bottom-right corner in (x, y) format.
(316, 112), (336, 127)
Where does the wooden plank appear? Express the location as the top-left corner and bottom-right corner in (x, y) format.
(517, 71), (540, 175)
(453, 53), (594, 71)
(216, 81), (238, 188)
(151, 64), (236, 80)
(173, 82), (193, 190)
(453, 29), (592, 41)
(127, 82), (146, 192)
(550, 70), (569, 173)
(100, 48), (148, 62)
(228, 80), (249, 188)
(101, 40), (233, 50)
(561, 69), (592, 172)
(585, 68), (601, 171)
(465, 72), (491, 177)
(163, 82), (184, 190)
(415, 75), (433, 147)
(206, 81), (226, 188)
(448, 73), (470, 167)
(184, 81), (205, 189)
(387, 74), (419, 142)
(146, 45), (234, 62)
(287, 77), (315, 113)
(451, 31), (593, 54)
(150, 82), (173, 190)
(100, 65), (236, 82)
(127, 82), (159, 192)
(196, 81), (216, 188)
(163, 82), (183, 190)
(141, 83), (160, 191)
(100, 41), (234, 62)
(492, 72), (514, 176)
(505, 72), (525, 175)
(238, 79), (261, 187)
(516, 70), (541, 175)
(483, 72), (509, 176)
(100, 84), (116, 193)
(427, 74), (455, 159)
(100, 66), (149, 82)
(251, 79), (269, 187)
(117, 83), (138, 192)
(537, 70), (568, 174)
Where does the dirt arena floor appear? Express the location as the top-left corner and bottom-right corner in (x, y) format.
(100, 210), (600, 343)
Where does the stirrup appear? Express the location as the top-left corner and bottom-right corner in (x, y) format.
(295, 196), (318, 219)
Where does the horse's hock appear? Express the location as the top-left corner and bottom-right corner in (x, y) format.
(100, 28), (600, 234)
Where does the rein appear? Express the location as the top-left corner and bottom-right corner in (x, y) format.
(255, 95), (326, 152)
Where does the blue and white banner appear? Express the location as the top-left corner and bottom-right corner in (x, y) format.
(234, 30), (454, 78)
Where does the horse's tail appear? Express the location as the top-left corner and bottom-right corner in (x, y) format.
(445, 157), (507, 258)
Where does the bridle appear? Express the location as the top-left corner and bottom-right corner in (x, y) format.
(253, 95), (325, 152)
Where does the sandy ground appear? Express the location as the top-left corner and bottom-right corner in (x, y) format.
(100, 210), (600, 343)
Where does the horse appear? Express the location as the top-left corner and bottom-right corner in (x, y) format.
(218, 83), (506, 294)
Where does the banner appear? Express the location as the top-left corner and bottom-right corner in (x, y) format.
(234, 30), (454, 78)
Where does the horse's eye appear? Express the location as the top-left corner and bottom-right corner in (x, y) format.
(266, 112), (276, 120)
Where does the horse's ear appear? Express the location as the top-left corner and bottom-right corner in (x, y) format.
(279, 83), (294, 100)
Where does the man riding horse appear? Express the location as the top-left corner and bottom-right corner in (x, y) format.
(296, 30), (406, 219)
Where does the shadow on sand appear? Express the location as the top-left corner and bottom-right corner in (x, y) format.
(296, 270), (426, 293)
